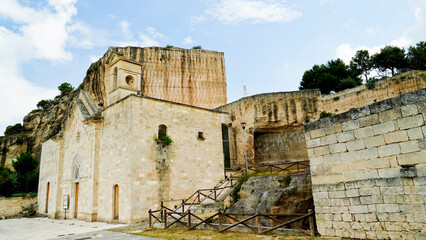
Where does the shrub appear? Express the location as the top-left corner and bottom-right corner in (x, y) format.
(366, 78), (378, 89)
(192, 45), (202, 49)
(333, 96), (340, 101)
(320, 111), (333, 119)
(36, 99), (55, 110)
(231, 174), (250, 203)
(155, 135), (173, 145)
(4, 123), (24, 136)
(165, 45), (174, 49)
(30, 109), (42, 114)
(0, 166), (15, 196)
(58, 82), (74, 95)
(336, 78), (359, 92)
(13, 153), (39, 193)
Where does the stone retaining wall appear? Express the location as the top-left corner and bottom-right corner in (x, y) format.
(304, 89), (426, 239)
(0, 196), (37, 218)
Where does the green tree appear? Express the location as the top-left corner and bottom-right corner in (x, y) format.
(407, 41), (426, 70)
(36, 99), (54, 110)
(350, 50), (372, 82)
(58, 82), (74, 95)
(4, 123), (24, 136)
(299, 59), (361, 94)
(371, 45), (407, 76)
(13, 153), (39, 193)
(0, 166), (15, 196)
(192, 45), (202, 49)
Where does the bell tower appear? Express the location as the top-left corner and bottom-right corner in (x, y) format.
(108, 58), (142, 105)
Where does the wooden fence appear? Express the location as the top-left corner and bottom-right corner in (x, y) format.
(149, 208), (315, 236)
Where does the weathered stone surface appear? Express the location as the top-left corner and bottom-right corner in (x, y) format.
(322, 71), (426, 114)
(227, 172), (313, 227)
(217, 90), (322, 167)
(84, 46), (227, 109)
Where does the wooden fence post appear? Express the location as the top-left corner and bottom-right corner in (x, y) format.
(164, 209), (167, 229)
(160, 201), (164, 220)
(256, 211), (263, 233)
(148, 209), (152, 228)
(188, 210), (191, 229)
(218, 209), (222, 231)
(214, 187), (217, 200)
(197, 190), (200, 203)
(308, 209), (315, 236)
(182, 199), (185, 213)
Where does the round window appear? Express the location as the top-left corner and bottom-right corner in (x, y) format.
(125, 75), (134, 85)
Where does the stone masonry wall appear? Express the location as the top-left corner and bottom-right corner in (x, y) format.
(304, 89), (426, 239)
(0, 196), (37, 218)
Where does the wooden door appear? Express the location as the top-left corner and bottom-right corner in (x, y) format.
(113, 185), (119, 219)
(45, 182), (50, 213)
(74, 183), (79, 218)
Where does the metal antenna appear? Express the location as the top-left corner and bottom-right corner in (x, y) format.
(241, 80), (248, 97)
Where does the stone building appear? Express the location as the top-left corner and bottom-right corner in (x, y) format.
(37, 47), (229, 223)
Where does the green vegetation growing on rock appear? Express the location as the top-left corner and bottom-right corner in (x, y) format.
(231, 174), (250, 203)
(58, 82), (74, 95)
(320, 111), (333, 119)
(36, 99), (55, 110)
(4, 123), (24, 136)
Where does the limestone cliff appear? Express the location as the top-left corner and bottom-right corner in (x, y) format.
(323, 70), (426, 114)
(0, 91), (77, 166)
(83, 46), (227, 109)
(0, 46), (227, 164)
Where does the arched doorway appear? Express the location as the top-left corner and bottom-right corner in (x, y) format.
(113, 185), (119, 219)
(45, 182), (50, 213)
(74, 182), (79, 218)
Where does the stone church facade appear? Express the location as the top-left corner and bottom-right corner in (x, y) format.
(37, 47), (229, 223)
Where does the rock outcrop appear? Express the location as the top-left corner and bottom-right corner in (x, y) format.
(227, 172), (313, 227)
(83, 46), (227, 109)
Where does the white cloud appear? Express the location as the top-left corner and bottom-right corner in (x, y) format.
(147, 27), (166, 40)
(138, 34), (159, 47)
(136, 27), (168, 47)
(183, 36), (193, 45)
(0, 0), (77, 134)
(335, 0), (426, 64)
(89, 55), (102, 63)
(365, 28), (374, 34)
(120, 20), (131, 34)
(68, 20), (108, 49)
(320, 0), (333, 6)
(205, 0), (302, 24)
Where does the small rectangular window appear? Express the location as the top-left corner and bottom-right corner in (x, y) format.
(197, 131), (205, 140)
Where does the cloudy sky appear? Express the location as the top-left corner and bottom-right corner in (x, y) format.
(0, 0), (425, 134)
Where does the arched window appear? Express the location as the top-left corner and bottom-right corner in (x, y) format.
(112, 67), (118, 89)
(125, 75), (134, 85)
(158, 124), (167, 139)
